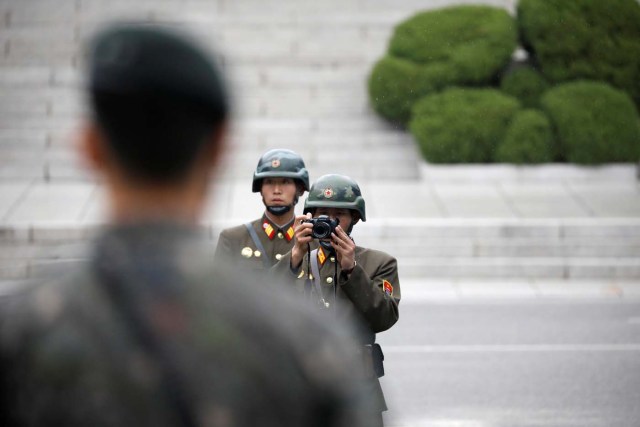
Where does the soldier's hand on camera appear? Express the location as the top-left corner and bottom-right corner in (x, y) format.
(291, 213), (313, 269)
(331, 225), (356, 273)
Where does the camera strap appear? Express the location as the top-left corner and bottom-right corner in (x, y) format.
(244, 222), (271, 269)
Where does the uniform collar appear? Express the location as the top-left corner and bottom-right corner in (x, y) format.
(261, 215), (295, 241)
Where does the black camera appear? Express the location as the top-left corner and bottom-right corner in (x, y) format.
(305, 215), (339, 239)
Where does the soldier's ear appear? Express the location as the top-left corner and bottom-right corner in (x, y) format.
(203, 120), (228, 172)
(77, 122), (109, 175)
(296, 182), (305, 197)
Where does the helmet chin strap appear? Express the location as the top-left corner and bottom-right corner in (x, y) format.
(266, 205), (292, 215)
(319, 240), (335, 253)
(264, 193), (298, 217)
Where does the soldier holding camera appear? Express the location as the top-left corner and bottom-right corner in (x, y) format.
(271, 174), (401, 426)
(214, 148), (310, 271)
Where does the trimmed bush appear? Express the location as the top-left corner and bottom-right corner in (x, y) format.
(369, 5), (517, 125)
(495, 109), (555, 163)
(368, 56), (444, 125)
(518, 0), (640, 108)
(500, 65), (549, 108)
(390, 5), (517, 79)
(410, 88), (521, 163)
(540, 81), (640, 164)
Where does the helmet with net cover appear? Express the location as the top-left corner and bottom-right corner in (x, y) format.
(252, 149), (309, 193)
(304, 174), (366, 222)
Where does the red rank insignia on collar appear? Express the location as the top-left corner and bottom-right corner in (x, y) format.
(285, 226), (294, 242)
(262, 220), (276, 240)
(382, 280), (393, 296)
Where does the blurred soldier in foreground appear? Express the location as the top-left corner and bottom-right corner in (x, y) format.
(0, 24), (374, 426)
(271, 174), (401, 427)
(214, 148), (310, 271)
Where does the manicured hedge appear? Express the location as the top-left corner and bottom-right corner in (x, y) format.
(518, 0), (640, 108)
(540, 81), (640, 164)
(500, 65), (549, 108)
(369, 5), (517, 125)
(495, 109), (555, 163)
(409, 88), (521, 163)
(368, 56), (447, 125)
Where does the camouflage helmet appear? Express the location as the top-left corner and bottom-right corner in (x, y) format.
(304, 174), (366, 222)
(252, 149), (310, 193)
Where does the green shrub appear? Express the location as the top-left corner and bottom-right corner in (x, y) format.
(495, 109), (555, 163)
(390, 5), (517, 82)
(368, 56), (442, 125)
(518, 0), (640, 108)
(500, 65), (549, 108)
(410, 88), (521, 163)
(540, 81), (640, 164)
(369, 5), (517, 125)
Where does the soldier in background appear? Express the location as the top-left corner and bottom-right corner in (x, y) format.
(271, 174), (401, 427)
(214, 148), (309, 271)
(0, 24), (374, 426)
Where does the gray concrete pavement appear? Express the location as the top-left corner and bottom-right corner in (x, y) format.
(378, 298), (640, 427)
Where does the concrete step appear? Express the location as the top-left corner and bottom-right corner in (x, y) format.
(1, 219), (638, 280)
(397, 257), (640, 279)
(355, 240), (640, 258)
(2, 252), (638, 281)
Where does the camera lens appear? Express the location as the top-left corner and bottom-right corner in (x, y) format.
(312, 222), (332, 239)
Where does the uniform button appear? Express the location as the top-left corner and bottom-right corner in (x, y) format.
(326, 277), (333, 284)
(329, 257), (336, 263)
(277, 232), (284, 239)
(241, 247), (253, 258)
(254, 250), (261, 257)
(275, 253), (282, 261)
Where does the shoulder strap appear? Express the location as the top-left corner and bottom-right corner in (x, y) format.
(244, 222), (271, 269)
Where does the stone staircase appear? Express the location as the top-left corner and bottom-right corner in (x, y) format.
(1, 218), (639, 280)
(354, 219), (640, 279)
(3, 0), (492, 182)
(2, 0), (639, 283)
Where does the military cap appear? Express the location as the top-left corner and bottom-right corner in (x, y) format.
(88, 23), (228, 118)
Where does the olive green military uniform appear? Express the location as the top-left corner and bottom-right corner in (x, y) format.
(215, 148), (310, 271)
(215, 215), (298, 271)
(272, 245), (400, 412)
(270, 174), (401, 416)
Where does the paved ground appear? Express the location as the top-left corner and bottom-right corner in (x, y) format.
(379, 293), (640, 427)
